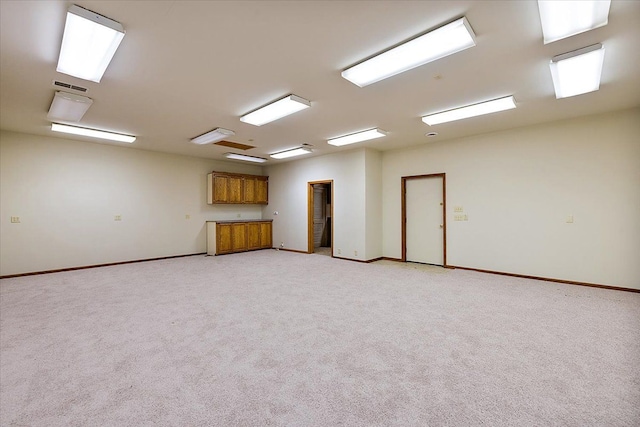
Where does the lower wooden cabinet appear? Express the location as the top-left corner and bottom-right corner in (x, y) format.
(207, 220), (272, 255)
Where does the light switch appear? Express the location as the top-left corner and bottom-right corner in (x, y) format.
(454, 206), (463, 212)
(566, 215), (574, 223)
(10, 216), (20, 223)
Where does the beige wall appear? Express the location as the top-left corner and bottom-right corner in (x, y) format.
(0, 131), (264, 276)
(382, 108), (640, 289)
(263, 148), (369, 260)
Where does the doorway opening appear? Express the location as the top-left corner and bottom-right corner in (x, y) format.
(307, 180), (333, 256)
(401, 173), (447, 266)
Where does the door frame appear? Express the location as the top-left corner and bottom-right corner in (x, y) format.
(401, 173), (447, 266)
(307, 180), (334, 255)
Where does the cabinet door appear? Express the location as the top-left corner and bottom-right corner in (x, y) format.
(247, 222), (261, 250)
(216, 223), (233, 254)
(260, 222), (272, 249)
(213, 175), (229, 203)
(228, 176), (243, 203)
(244, 178), (256, 203)
(255, 179), (268, 204)
(231, 223), (247, 252)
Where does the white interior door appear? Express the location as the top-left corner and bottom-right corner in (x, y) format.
(406, 177), (444, 265)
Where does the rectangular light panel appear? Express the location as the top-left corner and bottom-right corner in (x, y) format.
(342, 17), (476, 87)
(224, 153), (268, 163)
(538, 0), (611, 44)
(550, 44), (605, 99)
(327, 128), (388, 147)
(47, 91), (93, 122)
(51, 123), (135, 143)
(240, 95), (311, 126)
(191, 127), (235, 145)
(422, 96), (517, 126)
(270, 147), (313, 159)
(57, 4), (125, 82)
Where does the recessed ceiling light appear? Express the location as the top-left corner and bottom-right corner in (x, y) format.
(341, 17), (476, 87)
(550, 44), (605, 99)
(57, 5), (125, 82)
(327, 128), (388, 146)
(270, 147), (313, 159)
(190, 127), (235, 145)
(537, 0), (611, 44)
(51, 123), (135, 143)
(240, 95), (311, 126)
(224, 153), (267, 163)
(47, 91), (93, 122)
(422, 96), (517, 126)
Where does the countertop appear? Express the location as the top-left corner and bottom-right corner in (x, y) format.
(206, 219), (273, 223)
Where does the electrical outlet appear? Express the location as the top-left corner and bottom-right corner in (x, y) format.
(463, 214), (468, 221)
(10, 216), (20, 223)
(185, 214), (191, 220)
(354, 250), (358, 256)
(237, 213), (241, 218)
(114, 215), (122, 221)
(337, 249), (341, 254)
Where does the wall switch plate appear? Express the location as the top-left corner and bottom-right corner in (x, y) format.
(185, 214), (191, 220)
(10, 216), (20, 223)
(454, 206), (463, 212)
(114, 215), (122, 221)
(566, 215), (574, 223)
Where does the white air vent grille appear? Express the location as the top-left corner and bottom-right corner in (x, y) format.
(53, 80), (88, 93)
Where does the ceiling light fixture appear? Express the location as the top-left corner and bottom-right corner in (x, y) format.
(550, 44), (605, 99)
(270, 147), (313, 159)
(224, 153), (268, 163)
(341, 17), (476, 87)
(240, 95), (311, 126)
(57, 4), (125, 82)
(422, 96), (517, 126)
(537, 0), (611, 44)
(327, 128), (388, 146)
(47, 91), (93, 122)
(51, 123), (135, 143)
(190, 127), (235, 145)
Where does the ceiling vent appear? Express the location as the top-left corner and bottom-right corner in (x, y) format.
(53, 80), (88, 93)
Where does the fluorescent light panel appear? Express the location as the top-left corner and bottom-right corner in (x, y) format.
(422, 96), (516, 126)
(191, 127), (235, 145)
(57, 4), (125, 82)
(270, 147), (313, 159)
(342, 17), (476, 87)
(224, 153), (267, 163)
(538, 0), (611, 44)
(47, 91), (93, 122)
(51, 123), (135, 143)
(550, 44), (604, 99)
(327, 128), (388, 147)
(240, 95), (311, 126)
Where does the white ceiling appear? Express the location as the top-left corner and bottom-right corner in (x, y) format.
(1, 1), (639, 164)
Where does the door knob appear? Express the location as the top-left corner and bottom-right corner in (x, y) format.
(439, 224), (443, 228)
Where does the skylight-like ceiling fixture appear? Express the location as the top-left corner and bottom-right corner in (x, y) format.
(422, 96), (517, 126)
(537, 0), (611, 44)
(190, 128), (235, 145)
(270, 147), (313, 159)
(57, 5), (125, 83)
(327, 129), (388, 146)
(550, 44), (605, 99)
(224, 153), (267, 163)
(341, 17), (476, 87)
(51, 123), (135, 143)
(47, 91), (93, 122)
(240, 95), (311, 126)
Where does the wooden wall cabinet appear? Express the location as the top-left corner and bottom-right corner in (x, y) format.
(207, 172), (268, 204)
(207, 220), (272, 255)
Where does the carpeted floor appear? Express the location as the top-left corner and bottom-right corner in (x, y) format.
(1, 250), (639, 426)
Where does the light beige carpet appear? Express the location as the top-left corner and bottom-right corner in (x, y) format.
(1, 250), (639, 426)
